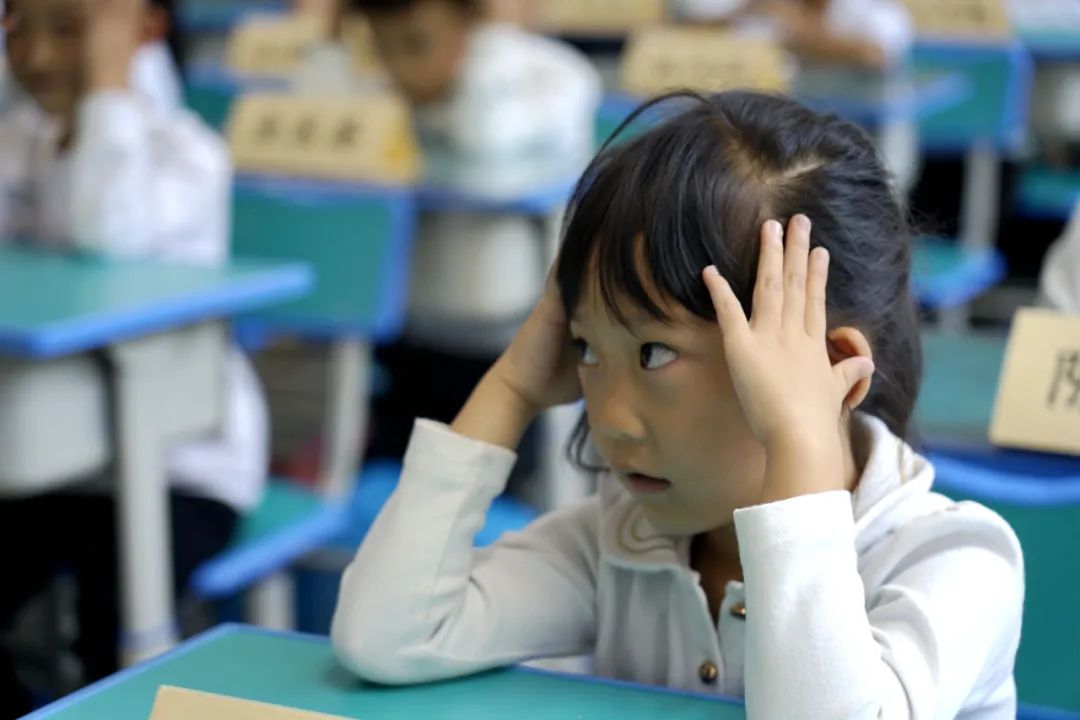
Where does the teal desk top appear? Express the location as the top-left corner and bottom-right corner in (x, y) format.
(0, 247), (313, 359)
(29, 624), (746, 720)
(1020, 29), (1080, 61)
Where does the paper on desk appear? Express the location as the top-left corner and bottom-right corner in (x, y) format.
(149, 686), (353, 720)
(990, 308), (1080, 456)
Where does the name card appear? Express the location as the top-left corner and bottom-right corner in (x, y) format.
(902, 0), (1012, 39)
(227, 93), (422, 185)
(534, 0), (666, 34)
(227, 15), (322, 76)
(990, 308), (1080, 456)
(149, 686), (349, 720)
(621, 27), (790, 97)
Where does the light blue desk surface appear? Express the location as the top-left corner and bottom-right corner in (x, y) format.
(417, 175), (577, 215)
(186, 61), (291, 95)
(1021, 30), (1080, 62)
(29, 624), (746, 720)
(1016, 166), (1080, 221)
(231, 172), (576, 217)
(598, 69), (967, 132)
(0, 247), (313, 359)
(794, 68), (970, 127)
(180, 0), (288, 33)
(912, 39), (1033, 155)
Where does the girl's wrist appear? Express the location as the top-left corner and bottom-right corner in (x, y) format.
(759, 434), (846, 504)
(450, 370), (540, 451)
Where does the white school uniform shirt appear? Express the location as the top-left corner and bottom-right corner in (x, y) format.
(332, 415), (1024, 719)
(674, 0), (913, 64)
(0, 77), (268, 512)
(406, 24), (601, 353)
(1039, 202), (1080, 313)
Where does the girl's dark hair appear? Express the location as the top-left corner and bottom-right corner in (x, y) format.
(557, 91), (922, 463)
(149, 0), (184, 71)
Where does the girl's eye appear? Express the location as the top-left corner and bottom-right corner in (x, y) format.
(640, 343), (677, 370)
(572, 338), (598, 366)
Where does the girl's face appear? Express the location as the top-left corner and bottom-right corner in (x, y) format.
(569, 269), (768, 537)
(4, 0), (88, 118)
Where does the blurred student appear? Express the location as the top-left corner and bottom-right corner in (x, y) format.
(0, 0), (266, 713)
(350, 0), (601, 461)
(1040, 202), (1080, 312)
(1010, 0), (1080, 164)
(673, 0), (913, 71)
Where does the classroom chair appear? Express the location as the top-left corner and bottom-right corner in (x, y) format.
(908, 39), (1033, 316)
(188, 176), (417, 629)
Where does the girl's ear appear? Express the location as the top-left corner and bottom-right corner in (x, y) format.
(826, 327), (873, 410)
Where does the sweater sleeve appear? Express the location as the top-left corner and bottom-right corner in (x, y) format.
(734, 491), (1023, 720)
(68, 91), (231, 263)
(332, 419), (599, 684)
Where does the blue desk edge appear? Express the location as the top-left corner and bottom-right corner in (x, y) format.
(0, 261), (313, 360)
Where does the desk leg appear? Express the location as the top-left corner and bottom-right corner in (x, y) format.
(318, 338), (371, 499)
(109, 341), (178, 667)
(961, 141), (1001, 253)
(878, 118), (920, 197)
(942, 141), (1001, 329)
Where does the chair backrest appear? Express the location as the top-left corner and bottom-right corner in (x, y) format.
(231, 176), (416, 343)
(911, 38), (1033, 154)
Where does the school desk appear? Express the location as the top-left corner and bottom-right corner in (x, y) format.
(916, 329), (1080, 505)
(0, 247), (312, 666)
(179, 0), (290, 34)
(597, 67), (968, 138)
(1021, 30), (1080, 63)
(27, 624), (746, 720)
(1016, 166), (1080, 221)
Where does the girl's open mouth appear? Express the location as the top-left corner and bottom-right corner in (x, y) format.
(624, 473), (673, 495)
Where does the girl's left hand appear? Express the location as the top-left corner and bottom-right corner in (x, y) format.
(85, 0), (143, 91)
(702, 215), (875, 500)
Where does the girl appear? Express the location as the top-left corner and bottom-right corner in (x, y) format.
(331, 92), (1024, 718)
(0, 0), (266, 712)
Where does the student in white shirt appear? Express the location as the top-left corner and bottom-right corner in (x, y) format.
(1039, 201), (1080, 312)
(350, 0), (601, 461)
(332, 92), (1024, 718)
(0, 0), (266, 712)
(673, 0), (913, 71)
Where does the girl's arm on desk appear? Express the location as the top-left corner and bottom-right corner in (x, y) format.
(331, 419), (599, 684)
(332, 279), (597, 684)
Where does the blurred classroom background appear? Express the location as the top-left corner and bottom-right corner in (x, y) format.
(3, 0), (1080, 717)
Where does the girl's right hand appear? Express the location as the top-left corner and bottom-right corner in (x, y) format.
(451, 273), (581, 450)
(492, 272), (582, 414)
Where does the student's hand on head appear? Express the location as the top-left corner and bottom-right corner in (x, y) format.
(85, 0), (143, 92)
(452, 270), (580, 450)
(702, 216), (875, 502)
(493, 269), (582, 415)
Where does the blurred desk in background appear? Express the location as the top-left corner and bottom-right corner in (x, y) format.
(916, 329), (1080, 503)
(0, 248), (312, 665)
(27, 624), (746, 720)
(179, 0), (290, 34)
